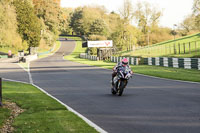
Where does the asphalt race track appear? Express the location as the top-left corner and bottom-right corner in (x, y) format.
(0, 59), (29, 83)
(1, 38), (200, 133)
(30, 38), (200, 133)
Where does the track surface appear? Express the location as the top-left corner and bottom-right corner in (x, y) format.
(1, 38), (200, 133)
(0, 59), (29, 83)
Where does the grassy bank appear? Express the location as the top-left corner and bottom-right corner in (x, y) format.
(64, 37), (200, 83)
(0, 81), (98, 132)
(120, 32), (200, 58)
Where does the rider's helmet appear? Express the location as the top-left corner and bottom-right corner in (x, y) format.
(122, 58), (128, 66)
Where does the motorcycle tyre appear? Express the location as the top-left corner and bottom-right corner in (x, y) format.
(118, 81), (125, 96)
(111, 88), (117, 95)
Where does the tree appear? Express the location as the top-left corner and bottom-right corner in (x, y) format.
(70, 6), (108, 36)
(193, 0), (200, 30)
(0, 0), (23, 52)
(59, 8), (73, 35)
(111, 0), (137, 51)
(89, 19), (108, 36)
(133, 2), (162, 46)
(33, 0), (60, 46)
(119, 0), (134, 25)
(70, 8), (85, 35)
(179, 14), (197, 36)
(14, 0), (41, 48)
(193, 0), (200, 15)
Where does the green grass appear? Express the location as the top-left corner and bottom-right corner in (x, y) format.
(63, 36), (87, 61)
(121, 32), (200, 58)
(64, 37), (200, 83)
(0, 81), (98, 133)
(38, 41), (61, 59)
(0, 46), (18, 55)
(132, 65), (200, 82)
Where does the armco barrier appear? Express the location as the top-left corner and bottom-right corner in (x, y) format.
(172, 58), (179, 68)
(79, 53), (200, 70)
(163, 57), (168, 67)
(155, 57), (159, 66)
(184, 58), (191, 69)
(146, 57), (200, 70)
(80, 53), (97, 61)
(25, 54), (38, 62)
(148, 57), (152, 65)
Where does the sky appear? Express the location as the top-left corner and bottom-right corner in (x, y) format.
(61, 0), (193, 29)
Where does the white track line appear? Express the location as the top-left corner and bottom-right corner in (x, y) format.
(3, 78), (30, 85)
(27, 62), (33, 84)
(17, 63), (28, 72)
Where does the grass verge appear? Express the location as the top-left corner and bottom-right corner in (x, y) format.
(64, 37), (200, 83)
(38, 41), (61, 59)
(0, 107), (10, 128)
(0, 81), (98, 133)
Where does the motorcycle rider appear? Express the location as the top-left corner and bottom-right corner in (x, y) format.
(111, 58), (133, 88)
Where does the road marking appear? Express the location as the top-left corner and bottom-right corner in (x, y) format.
(27, 62), (33, 84)
(17, 63), (28, 72)
(3, 78), (30, 85)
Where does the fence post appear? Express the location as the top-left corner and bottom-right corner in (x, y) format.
(178, 43), (180, 54)
(174, 44), (176, 54)
(195, 41), (197, 55)
(0, 78), (2, 106)
(183, 43), (186, 54)
(189, 42), (191, 54)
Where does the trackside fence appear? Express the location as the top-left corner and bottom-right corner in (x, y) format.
(80, 53), (200, 70)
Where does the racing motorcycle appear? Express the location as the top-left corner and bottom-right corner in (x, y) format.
(111, 66), (132, 96)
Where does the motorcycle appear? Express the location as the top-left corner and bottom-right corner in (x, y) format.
(111, 66), (132, 96)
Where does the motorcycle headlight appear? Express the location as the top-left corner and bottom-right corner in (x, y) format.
(125, 73), (131, 79)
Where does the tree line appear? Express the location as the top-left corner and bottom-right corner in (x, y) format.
(0, 0), (62, 53)
(0, 0), (200, 54)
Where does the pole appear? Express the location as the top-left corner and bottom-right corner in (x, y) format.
(189, 42), (191, 54)
(195, 41), (197, 55)
(0, 78), (2, 106)
(184, 43), (186, 54)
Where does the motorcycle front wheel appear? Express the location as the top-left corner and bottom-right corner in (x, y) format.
(111, 87), (117, 95)
(118, 81), (126, 96)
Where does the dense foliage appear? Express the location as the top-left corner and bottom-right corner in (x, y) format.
(14, 0), (41, 48)
(0, 0), (199, 54)
(0, 0), (22, 51)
